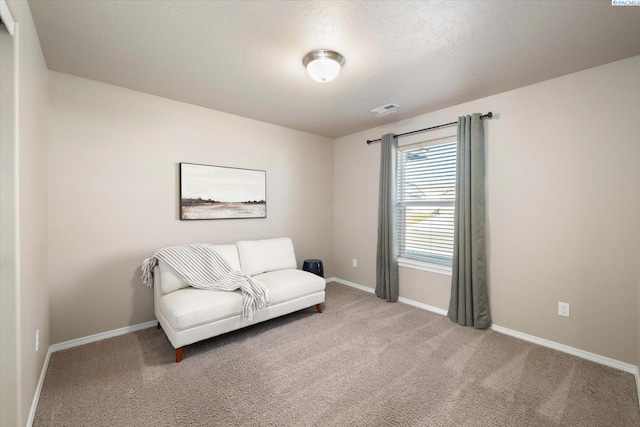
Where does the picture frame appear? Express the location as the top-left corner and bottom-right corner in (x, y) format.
(179, 162), (266, 220)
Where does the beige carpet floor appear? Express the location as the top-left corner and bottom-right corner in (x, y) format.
(35, 282), (639, 426)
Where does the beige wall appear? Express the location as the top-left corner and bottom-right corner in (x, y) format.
(0, 1), (50, 425)
(48, 71), (334, 344)
(334, 56), (640, 364)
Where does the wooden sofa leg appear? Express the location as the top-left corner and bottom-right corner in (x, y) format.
(157, 322), (161, 330)
(316, 303), (323, 313)
(175, 347), (184, 363)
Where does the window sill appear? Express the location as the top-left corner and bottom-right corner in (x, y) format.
(397, 257), (452, 276)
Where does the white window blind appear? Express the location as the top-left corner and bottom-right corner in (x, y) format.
(397, 138), (456, 265)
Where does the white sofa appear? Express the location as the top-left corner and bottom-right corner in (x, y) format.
(153, 237), (325, 362)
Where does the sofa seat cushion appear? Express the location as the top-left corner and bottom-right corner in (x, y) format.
(253, 269), (325, 305)
(159, 287), (242, 331)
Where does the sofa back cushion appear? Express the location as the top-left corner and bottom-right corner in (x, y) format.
(211, 244), (242, 271)
(236, 237), (297, 276)
(158, 262), (189, 295)
(159, 244), (241, 294)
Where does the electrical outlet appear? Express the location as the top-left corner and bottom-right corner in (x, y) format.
(558, 302), (570, 318)
(352, 259), (357, 268)
(36, 329), (40, 352)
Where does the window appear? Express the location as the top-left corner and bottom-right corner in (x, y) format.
(397, 137), (456, 267)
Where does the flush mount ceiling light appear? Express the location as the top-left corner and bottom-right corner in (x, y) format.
(303, 49), (345, 83)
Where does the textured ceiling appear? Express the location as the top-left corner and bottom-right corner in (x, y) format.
(29, 0), (640, 138)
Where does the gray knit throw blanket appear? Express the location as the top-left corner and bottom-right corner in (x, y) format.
(141, 244), (270, 321)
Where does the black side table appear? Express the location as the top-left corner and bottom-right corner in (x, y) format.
(303, 259), (324, 278)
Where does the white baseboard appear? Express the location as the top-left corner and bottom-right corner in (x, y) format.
(637, 366), (640, 409)
(28, 320), (157, 426)
(326, 277), (374, 294)
(489, 324), (638, 374)
(49, 320), (157, 352)
(328, 276), (640, 406)
(398, 297), (448, 316)
(26, 347), (53, 427)
(326, 277), (449, 316)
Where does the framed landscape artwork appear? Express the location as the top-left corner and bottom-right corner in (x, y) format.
(180, 163), (266, 220)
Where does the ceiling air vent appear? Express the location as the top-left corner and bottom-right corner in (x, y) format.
(370, 103), (400, 117)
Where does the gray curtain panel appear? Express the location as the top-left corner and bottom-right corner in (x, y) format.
(447, 114), (492, 329)
(376, 133), (399, 302)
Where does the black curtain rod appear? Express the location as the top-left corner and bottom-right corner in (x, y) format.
(366, 112), (493, 144)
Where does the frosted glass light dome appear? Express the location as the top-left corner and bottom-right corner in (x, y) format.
(303, 50), (345, 83)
